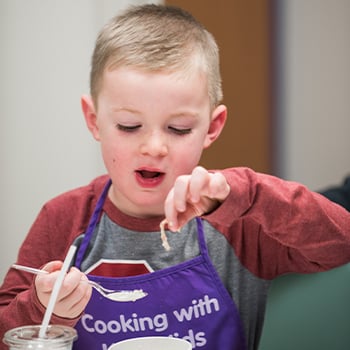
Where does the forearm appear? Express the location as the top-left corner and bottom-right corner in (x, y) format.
(0, 286), (45, 347)
(219, 167), (350, 269)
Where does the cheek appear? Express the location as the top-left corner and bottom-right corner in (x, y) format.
(171, 144), (203, 173)
(175, 133), (206, 156)
(106, 151), (128, 166)
(100, 139), (130, 168)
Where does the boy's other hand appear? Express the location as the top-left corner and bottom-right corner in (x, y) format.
(164, 166), (230, 231)
(35, 261), (92, 319)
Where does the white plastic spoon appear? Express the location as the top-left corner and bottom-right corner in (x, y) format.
(12, 263), (147, 303)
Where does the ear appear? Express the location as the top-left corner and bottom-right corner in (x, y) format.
(81, 95), (100, 141)
(203, 104), (227, 149)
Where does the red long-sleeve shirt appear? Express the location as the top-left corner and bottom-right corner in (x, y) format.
(1, 167), (349, 350)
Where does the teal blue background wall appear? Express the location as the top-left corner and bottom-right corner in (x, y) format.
(259, 264), (350, 349)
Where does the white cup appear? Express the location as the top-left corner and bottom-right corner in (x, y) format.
(108, 336), (192, 350)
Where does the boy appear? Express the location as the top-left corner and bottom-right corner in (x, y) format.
(0, 4), (349, 350)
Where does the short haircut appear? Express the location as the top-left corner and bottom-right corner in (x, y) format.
(90, 4), (222, 108)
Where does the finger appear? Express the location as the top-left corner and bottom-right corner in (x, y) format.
(175, 204), (202, 229)
(35, 270), (61, 293)
(67, 284), (92, 318)
(41, 261), (63, 273)
(188, 166), (210, 203)
(57, 267), (85, 300)
(208, 172), (230, 200)
(164, 188), (179, 231)
(55, 278), (92, 318)
(36, 261), (64, 292)
(172, 175), (190, 213)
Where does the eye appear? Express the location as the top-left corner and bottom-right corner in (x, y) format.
(168, 126), (192, 135)
(117, 124), (141, 132)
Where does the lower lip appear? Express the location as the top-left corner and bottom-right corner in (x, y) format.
(135, 172), (165, 188)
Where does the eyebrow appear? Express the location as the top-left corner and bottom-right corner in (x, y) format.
(111, 106), (141, 114)
(169, 111), (200, 118)
(111, 107), (200, 119)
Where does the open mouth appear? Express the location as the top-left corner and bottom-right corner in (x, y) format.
(137, 170), (163, 179)
(135, 168), (165, 187)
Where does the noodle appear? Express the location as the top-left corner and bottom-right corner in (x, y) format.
(159, 219), (171, 251)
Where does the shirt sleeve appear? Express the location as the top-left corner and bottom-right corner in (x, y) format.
(0, 205), (79, 348)
(206, 167), (350, 279)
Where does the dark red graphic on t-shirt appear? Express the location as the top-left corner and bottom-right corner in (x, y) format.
(85, 259), (154, 277)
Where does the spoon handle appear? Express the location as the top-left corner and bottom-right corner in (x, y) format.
(12, 264), (48, 275)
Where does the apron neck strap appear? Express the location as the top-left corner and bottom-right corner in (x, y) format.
(75, 179), (112, 268)
(195, 217), (208, 255)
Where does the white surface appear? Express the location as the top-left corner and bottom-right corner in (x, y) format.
(275, 0), (350, 189)
(0, 0), (161, 283)
(108, 337), (192, 350)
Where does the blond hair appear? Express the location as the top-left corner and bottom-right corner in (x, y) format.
(90, 4), (222, 108)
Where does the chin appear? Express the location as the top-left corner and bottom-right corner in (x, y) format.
(137, 204), (164, 217)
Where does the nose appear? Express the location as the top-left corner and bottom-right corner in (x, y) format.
(140, 131), (168, 157)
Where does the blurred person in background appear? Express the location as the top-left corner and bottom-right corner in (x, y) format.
(320, 176), (350, 211)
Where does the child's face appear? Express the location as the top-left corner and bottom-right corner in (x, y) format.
(82, 66), (226, 218)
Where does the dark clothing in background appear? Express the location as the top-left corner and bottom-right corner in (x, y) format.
(320, 176), (350, 212)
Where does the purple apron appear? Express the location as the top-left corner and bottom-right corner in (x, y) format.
(73, 180), (246, 350)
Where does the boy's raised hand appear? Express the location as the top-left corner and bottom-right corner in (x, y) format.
(35, 261), (92, 319)
(164, 166), (230, 232)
